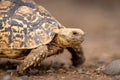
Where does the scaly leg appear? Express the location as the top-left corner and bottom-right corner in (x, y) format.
(67, 45), (85, 67)
(17, 45), (63, 74)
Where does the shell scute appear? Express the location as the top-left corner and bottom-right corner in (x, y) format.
(0, 0), (60, 49)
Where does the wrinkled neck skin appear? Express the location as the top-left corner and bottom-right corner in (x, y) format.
(53, 34), (79, 48)
(54, 35), (69, 48)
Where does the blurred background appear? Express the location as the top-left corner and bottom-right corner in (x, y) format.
(34, 0), (120, 65)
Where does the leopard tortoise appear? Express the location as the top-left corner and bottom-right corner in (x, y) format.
(0, 0), (85, 74)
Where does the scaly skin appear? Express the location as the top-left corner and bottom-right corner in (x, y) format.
(0, 44), (85, 74)
(17, 43), (63, 74)
(67, 45), (85, 66)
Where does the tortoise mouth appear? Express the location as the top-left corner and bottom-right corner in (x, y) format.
(66, 35), (85, 43)
(65, 39), (84, 47)
(68, 37), (84, 42)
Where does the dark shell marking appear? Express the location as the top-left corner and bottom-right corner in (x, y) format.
(0, 0), (60, 49)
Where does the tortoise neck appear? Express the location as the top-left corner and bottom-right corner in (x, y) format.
(51, 35), (63, 48)
(54, 34), (69, 48)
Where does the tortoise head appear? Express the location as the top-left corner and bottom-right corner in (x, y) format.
(57, 28), (85, 47)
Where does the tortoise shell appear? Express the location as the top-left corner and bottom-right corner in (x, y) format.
(0, 0), (62, 49)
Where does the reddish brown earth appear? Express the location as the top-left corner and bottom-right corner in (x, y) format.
(0, 0), (120, 80)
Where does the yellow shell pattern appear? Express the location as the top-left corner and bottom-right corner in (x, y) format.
(0, 0), (61, 49)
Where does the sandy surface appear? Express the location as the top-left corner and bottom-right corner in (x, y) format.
(0, 0), (120, 80)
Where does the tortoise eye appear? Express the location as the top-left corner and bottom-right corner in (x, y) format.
(72, 31), (78, 35)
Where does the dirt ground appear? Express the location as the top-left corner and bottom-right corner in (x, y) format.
(0, 0), (120, 80)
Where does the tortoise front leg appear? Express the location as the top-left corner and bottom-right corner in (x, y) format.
(17, 45), (63, 74)
(67, 45), (85, 67)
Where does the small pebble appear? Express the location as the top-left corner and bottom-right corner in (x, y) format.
(103, 59), (120, 76)
(18, 75), (28, 80)
(46, 68), (55, 73)
(0, 75), (11, 80)
(114, 75), (120, 80)
(77, 68), (84, 74)
(0, 75), (28, 80)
